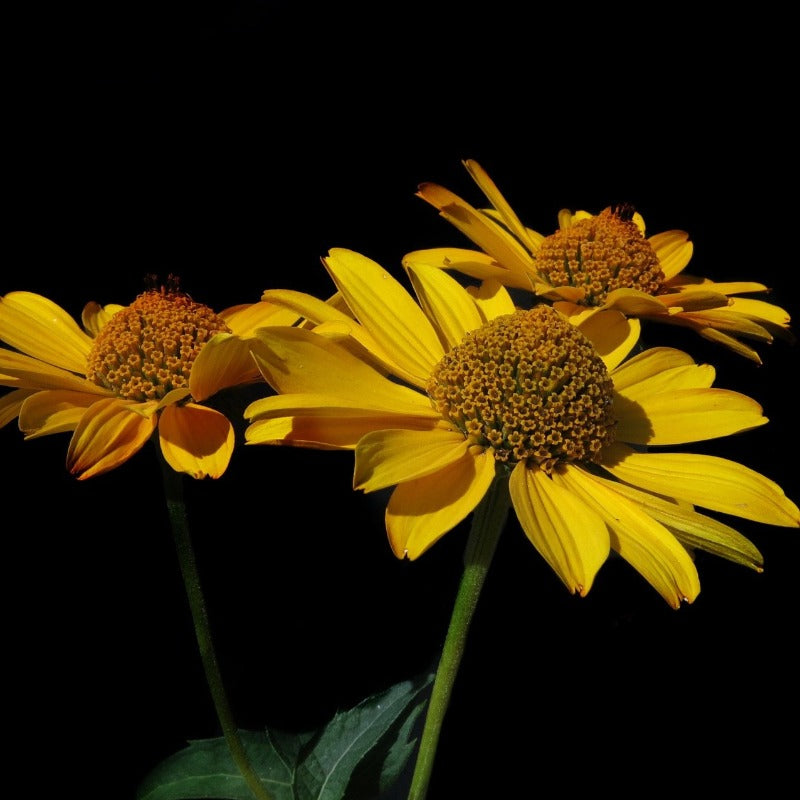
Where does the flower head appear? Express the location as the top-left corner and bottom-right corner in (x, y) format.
(245, 248), (799, 608)
(0, 279), (298, 479)
(405, 160), (794, 364)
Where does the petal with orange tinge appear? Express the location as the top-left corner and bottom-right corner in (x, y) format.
(67, 397), (158, 479)
(159, 403), (234, 479)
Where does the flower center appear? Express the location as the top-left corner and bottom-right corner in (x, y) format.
(535, 205), (664, 306)
(86, 288), (231, 401)
(427, 306), (616, 473)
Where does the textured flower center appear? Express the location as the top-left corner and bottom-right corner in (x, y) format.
(535, 205), (664, 306)
(86, 288), (231, 401)
(427, 306), (616, 473)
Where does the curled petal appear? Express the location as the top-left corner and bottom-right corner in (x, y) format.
(219, 300), (300, 336)
(576, 311), (640, 371)
(386, 450), (495, 559)
(67, 398), (158, 479)
(189, 333), (259, 402)
(158, 403), (234, 479)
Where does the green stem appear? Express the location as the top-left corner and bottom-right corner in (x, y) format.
(407, 468), (511, 800)
(159, 451), (273, 800)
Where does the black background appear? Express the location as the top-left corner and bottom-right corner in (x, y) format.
(5, 3), (799, 798)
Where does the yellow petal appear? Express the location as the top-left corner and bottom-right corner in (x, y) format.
(323, 248), (444, 383)
(466, 279), (517, 321)
(678, 309), (774, 340)
(0, 347), (110, 394)
(727, 296), (792, 329)
(404, 247), (537, 292)
(404, 260), (484, 349)
(0, 292), (94, 373)
(261, 289), (403, 377)
(81, 302), (124, 336)
(251, 326), (432, 407)
(508, 462), (609, 596)
(386, 449), (496, 559)
(589, 474), (763, 571)
(355, 428), (470, 492)
(245, 391), (438, 421)
(415, 184), (534, 277)
(601, 288), (673, 316)
(602, 443), (800, 527)
(245, 413), (429, 449)
(656, 289), (731, 311)
(219, 300), (301, 337)
(67, 397), (158, 479)
(19, 390), (99, 436)
(576, 311), (640, 371)
(611, 347), (704, 394)
(648, 231), (693, 279)
(555, 465), (701, 608)
(665, 275), (769, 294)
(462, 159), (541, 254)
(189, 332), (259, 402)
(158, 403), (234, 479)
(0, 388), (34, 428)
(615, 388), (768, 445)
(696, 327), (763, 364)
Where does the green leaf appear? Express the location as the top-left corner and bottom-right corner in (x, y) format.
(136, 670), (434, 800)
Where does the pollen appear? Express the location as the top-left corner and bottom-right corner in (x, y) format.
(535, 205), (665, 306)
(427, 306), (616, 472)
(85, 288), (231, 401)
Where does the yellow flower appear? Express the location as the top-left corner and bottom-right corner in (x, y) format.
(0, 282), (298, 479)
(406, 159), (794, 364)
(245, 248), (799, 608)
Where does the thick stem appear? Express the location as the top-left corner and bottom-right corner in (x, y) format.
(159, 452), (273, 800)
(407, 468), (511, 800)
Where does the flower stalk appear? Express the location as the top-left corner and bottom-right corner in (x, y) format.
(407, 467), (511, 800)
(159, 448), (273, 800)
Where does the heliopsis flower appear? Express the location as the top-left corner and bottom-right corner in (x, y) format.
(0, 279), (299, 479)
(244, 248), (799, 608)
(405, 159), (793, 364)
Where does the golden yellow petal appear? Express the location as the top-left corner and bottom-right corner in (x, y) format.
(67, 397), (158, 479)
(261, 289), (405, 378)
(656, 289), (731, 311)
(323, 249), (444, 383)
(727, 296), (792, 328)
(648, 231), (693, 280)
(615, 388), (768, 445)
(589, 474), (764, 571)
(601, 289), (673, 316)
(158, 403), (234, 479)
(665, 275), (768, 294)
(245, 413), (424, 449)
(611, 347), (705, 394)
(415, 184), (534, 277)
(463, 159), (541, 254)
(355, 428), (469, 492)
(403, 247), (531, 288)
(386, 450), (496, 559)
(0, 347), (111, 394)
(219, 300), (301, 337)
(576, 311), (640, 371)
(0, 388), (34, 428)
(18, 389), (98, 436)
(251, 326), (433, 406)
(189, 332), (259, 402)
(466, 279), (517, 322)
(555, 465), (701, 608)
(0, 292), (94, 373)
(696, 327), (763, 364)
(679, 309), (774, 340)
(81, 302), (124, 337)
(245, 392), (438, 422)
(508, 462), (609, 597)
(404, 260), (484, 349)
(602, 443), (800, 527)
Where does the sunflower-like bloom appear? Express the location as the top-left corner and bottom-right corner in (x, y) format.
(405, 159), (793, 364)
(0, 283), (299, 479)
(244, 248), (799, 608)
